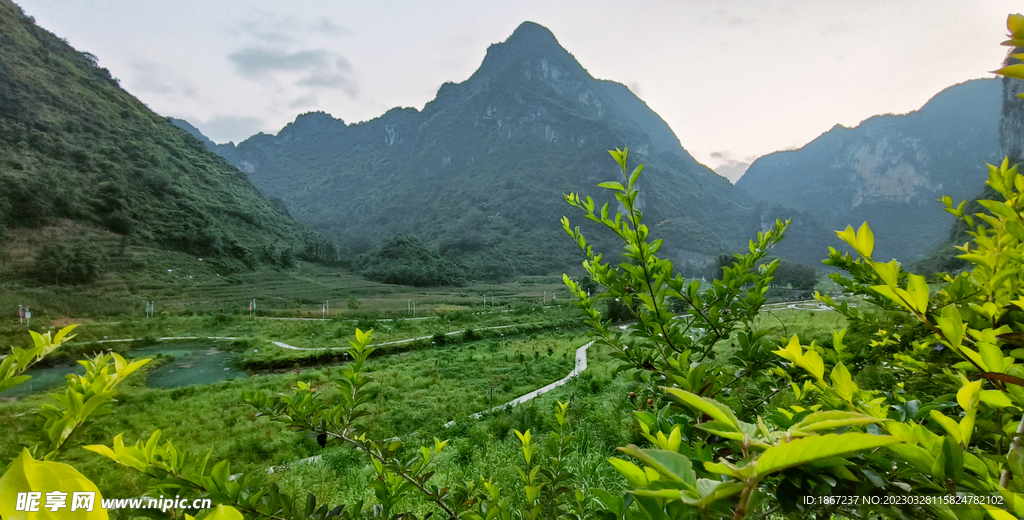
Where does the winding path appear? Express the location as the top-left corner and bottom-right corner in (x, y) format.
(269, 323), (525, 351)
(444, 340), (592, 427)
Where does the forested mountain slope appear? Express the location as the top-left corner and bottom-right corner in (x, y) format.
(0, 0), (301, 270)
(736, 79), (1001, 262)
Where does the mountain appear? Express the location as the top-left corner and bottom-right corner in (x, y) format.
(1002, 50), (1024, 161)
(180, 22), (755, 278)
(0, 0), (300, 272)
(736, 79), (1002, 262)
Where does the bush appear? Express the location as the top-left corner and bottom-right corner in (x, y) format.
(33, 238), (105, 284)
(358, 234), (466, 286)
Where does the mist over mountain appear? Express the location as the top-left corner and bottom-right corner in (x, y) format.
(179, 22), (756, 278)
(0, 0), (301, 271)
(736, 79), (1001, 262)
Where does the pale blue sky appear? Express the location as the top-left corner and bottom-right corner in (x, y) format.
(15, 0), (1020, 181)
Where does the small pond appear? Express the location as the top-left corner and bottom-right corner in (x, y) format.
(133, 341), (248, 388)
(0, 364), (86, 396)
(1, 340), (248, 396)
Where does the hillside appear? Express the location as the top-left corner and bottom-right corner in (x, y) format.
(736, 79), (1001, 262)
(178, 22), (756, 279)
(0, 0), (301, 274)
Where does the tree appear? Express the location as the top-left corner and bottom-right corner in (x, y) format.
(771, 258), (818, 290)
(34, 238), (105, 285)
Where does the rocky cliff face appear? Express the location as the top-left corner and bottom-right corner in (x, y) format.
(736, 79), (1001, 262)
(183, 22), (755, 277)
(1001, 50), (1024, 161)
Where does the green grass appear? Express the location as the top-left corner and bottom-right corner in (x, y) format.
(0, 255), (577, 326)
(0, 328), (608, 502)
(0, 284), (859, 514)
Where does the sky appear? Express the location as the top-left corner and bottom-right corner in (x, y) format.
(13, 1), (1021, 182)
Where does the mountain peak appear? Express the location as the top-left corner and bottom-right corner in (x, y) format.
(479, 21), (575, 71)
(507, 21), (560, 47)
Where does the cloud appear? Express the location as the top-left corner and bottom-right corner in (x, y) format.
(288, 94), (319, 109)
(228, 48), (358, 98)
(232, 14), (346, 42)
(229, 48), (334, 78)
(126, 59), (198, 98)
(708, 151), (759, 183)
(296, 58), (357, 96)
(236, 19), (294, 44)
(310, 17), (344, 35)
(197, 115), (266, 144)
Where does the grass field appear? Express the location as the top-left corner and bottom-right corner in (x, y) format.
(0, 254), (859, 516)
(0, 329), (620, 506)
(0, 247), (578, 323)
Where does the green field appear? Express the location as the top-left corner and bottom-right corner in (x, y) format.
(0, 258), (854, 517)
(0, 327), (625, 511)
(0, 249), (579, 323)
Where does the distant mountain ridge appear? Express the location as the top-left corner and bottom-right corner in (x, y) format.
(177, 21), (755, 278)
(0, 0), (301, 270)
(736, 79), (1001, 262)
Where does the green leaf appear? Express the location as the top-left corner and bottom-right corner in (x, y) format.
(957, 379), (983, 412)
(937, 436), (964, 482)
(608, 457), (649, 487)
(789, 410), (882, 433)
(628, 165), (643, 190)
(704, 460), (755, 479)
(210, 459), (230, 491)
(830, 363), (855, 402)
(618, 446), (696, 488)
(680, 479), (744, 507)
(590, 488), (625, 515)
(694, 420), (745, 441)
(871, 260), (900, 287)
(802, 349), (825, 381)
(887, 443), (934, 474)
(980, 390), (1014, 409)
(936, 305), (965, 351)
(906, 274), (929, 313)
(981, 503), (1018, 520)
(202, 505), (245, 520)
(0, 449), (108, 520)
(598, 181), (625, 191)
(662, 388), (740, 430)
(855, 222), (874, 258)
(754, 433), (898, 478)
(980, 343), (1007, 373)
(929, 410), (963, 444)
(0, 375), (31, 393)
